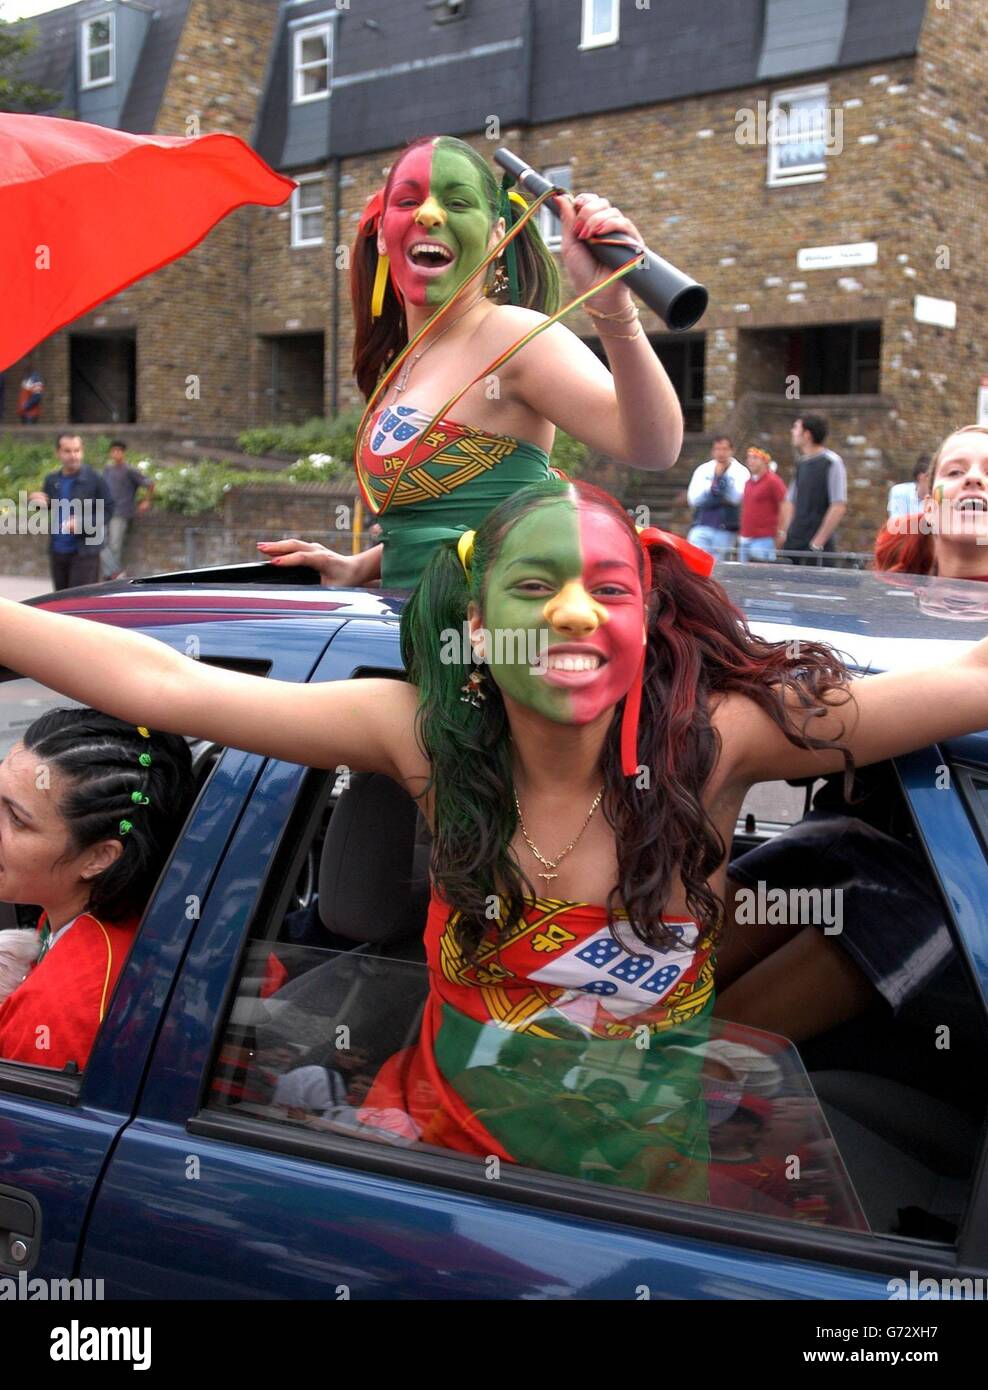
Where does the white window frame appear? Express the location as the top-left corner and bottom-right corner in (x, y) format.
(80, 10), (115, 91)
(291, 173), (325, 249)
(767, 83), (830, 188)
(580, 0), (620, 50)
(293, 22), (332, 105)
(538, 165), (573, 252)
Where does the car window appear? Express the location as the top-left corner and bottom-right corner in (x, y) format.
(210, 940), (867, 1228)
(959, 769), (988, 846)
(206, 758), (988, 1244)
(737, 779), (820, 835)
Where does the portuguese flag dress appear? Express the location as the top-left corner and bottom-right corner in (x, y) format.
(363, 891), (718, 1197)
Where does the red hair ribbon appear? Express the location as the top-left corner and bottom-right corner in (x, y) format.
(619, 526), (715, 776)
(358, 187), (384, 235)
(358, 185), (405, 307)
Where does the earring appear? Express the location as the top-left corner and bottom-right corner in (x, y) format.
(459, 668), (488, 708)
(492, 258), (510, 298)
(371, 252), (390, 319)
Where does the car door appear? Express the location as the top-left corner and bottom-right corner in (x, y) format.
(0, 616), (340, 1284)
(78, 621), (906, 1300)
(893, 738), (988, 1276)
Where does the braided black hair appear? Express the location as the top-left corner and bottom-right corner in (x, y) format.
(21, 709), (196, 921)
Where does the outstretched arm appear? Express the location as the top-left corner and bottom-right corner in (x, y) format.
(500, 193), (683, 471)
(256, 538), (383, 586)
(718, 641), (988, 787)
(0, 597), (416, 780)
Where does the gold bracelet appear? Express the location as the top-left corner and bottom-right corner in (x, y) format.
(596, 322), (644, 342)
(585, 301), (639, 323)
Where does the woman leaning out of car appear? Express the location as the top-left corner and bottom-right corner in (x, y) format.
(2, 479), (988, 1184)
(875, 425), (988, 578)
(0, 710), (194, 1071)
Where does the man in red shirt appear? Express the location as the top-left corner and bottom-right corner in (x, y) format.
(738, 448), (787, 562)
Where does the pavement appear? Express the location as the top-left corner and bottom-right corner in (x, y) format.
(0, 575), (53, 601)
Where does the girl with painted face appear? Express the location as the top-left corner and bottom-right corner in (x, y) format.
(8, 480), (988, 1195)
(0, 710), (195, 1071)
(259, 135), (684, 590)
(874, 425), (988, 581)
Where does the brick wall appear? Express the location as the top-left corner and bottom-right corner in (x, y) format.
(13, 0), (985, 566)
(5, 0), (281, 436)
(1, 479), (361, 581)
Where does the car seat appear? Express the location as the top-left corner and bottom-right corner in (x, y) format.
(253, 773), (433, 1071)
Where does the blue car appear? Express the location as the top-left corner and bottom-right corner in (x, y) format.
(1, 561), (986, 1300)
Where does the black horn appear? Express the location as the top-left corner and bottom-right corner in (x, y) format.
(494, 147), (708, 332)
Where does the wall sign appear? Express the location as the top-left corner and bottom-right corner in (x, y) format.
(796, 242), (878, 271)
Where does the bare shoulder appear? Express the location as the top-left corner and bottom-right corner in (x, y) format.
(484, 302), (588, 349)
(709, 690), (779, 790)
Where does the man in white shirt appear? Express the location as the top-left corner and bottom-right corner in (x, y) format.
(686, 434), (750, 561)
(887, 457), (931, 519)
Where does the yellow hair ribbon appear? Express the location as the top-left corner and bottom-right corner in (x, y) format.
(457, 530), (476, 576)
(371, 252), (390, 319)
(507, 191), (529, 211)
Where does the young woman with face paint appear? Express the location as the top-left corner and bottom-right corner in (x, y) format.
(6, 479), (988, 1191)
(259, 135), (685, 590)
(874, 426), (988, 578)
(0, 710), (194, 1071)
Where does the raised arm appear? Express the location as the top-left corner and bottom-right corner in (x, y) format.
(497, 193), (683, 472)
(0, 597), (417, 781)
(719, 641), (988, 788)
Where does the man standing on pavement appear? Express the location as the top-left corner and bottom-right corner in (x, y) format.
(887, 456), (931, 520)
(686, 434), (749, 562)
(101, 439), (155, 579)
(776, 414), (848, 565)
(738, 448), (787, 562)
(28, 434), (114, 591)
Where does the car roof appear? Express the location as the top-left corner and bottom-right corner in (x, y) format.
(28, 559), (988, 672)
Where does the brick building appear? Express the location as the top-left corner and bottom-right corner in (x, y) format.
(4, 0), (986, 546)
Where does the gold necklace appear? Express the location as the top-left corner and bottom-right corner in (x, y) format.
(513, 786), (605, 886)
(392, 293), (486, 396)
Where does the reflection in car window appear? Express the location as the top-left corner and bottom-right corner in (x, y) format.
(209, 942), (867, 1230)
(208, 761), (988, 1245)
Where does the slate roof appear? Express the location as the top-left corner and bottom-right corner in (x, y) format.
(6, 0), (191, 130)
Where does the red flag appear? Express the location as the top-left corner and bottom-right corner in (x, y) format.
(0, 114), (296, 371)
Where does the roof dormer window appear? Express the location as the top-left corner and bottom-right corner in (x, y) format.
(293, 23), (332, 104)
(81, 12), (115, 90)
(581, 0), (619, 50)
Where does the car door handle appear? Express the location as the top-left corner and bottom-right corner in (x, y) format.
(0, 1186), (40, 1273)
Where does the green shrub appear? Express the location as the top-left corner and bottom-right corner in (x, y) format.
(283, 451), (348, 483)
(550, 428), (590, 477)
(149, 461), (259, 515)
(237, 408), (363, 463)
(0, 433), (116, 495)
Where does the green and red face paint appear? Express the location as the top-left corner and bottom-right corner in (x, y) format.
(380, 138), (496, 308)
(479, 496), (647, 733)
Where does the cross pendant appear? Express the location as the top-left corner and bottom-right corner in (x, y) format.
(539, 871), (558, 884)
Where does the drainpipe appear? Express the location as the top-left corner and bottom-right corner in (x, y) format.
(329, 8), (341, 417)
(331, 154), (341, 416)
(521, 0), (534, 125)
